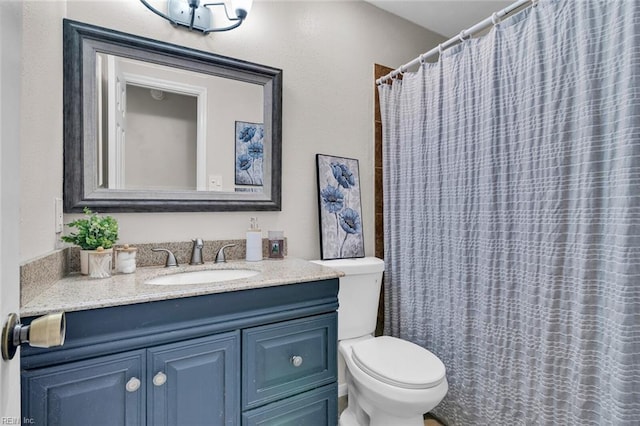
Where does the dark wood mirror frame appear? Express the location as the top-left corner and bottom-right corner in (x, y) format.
(63, 19), (282, 212)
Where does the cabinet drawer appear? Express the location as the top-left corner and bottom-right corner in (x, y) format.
(242, 313), (337, 409)
(242, 383), (337, 426)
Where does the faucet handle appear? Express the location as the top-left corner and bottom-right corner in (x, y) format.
(152, 248), (179, 267)
(215, 244), (236, 263)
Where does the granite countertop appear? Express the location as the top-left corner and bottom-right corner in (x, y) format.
(20, 258), (342, 317)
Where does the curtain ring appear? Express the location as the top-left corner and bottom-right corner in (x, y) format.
(438, 43), (444, 55)
(419, 53), (426, 64)
(491, 12), (500, 26)
(531, 0), (539, 6)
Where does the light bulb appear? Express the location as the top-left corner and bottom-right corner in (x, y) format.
(231, 0), (253, 19)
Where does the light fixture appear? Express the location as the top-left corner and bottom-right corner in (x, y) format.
(150, 89), (166, 101)
(140, 0), (253, 35)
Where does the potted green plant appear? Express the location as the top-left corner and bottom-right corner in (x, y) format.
(61, 207), (119, 275)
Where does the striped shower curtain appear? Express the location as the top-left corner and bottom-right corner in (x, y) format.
(378, 0), (639, 424)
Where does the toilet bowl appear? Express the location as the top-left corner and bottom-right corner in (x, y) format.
(339, 336), (447, 426)
(310, 258), (448, 426)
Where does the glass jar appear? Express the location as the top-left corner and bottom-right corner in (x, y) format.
(88, 249), (113, 279)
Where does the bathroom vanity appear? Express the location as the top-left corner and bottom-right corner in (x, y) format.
(20, 259), (339, 425)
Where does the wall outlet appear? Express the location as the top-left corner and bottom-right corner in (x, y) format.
(55, 197), (63, 233)
(208, 175), (223, 192)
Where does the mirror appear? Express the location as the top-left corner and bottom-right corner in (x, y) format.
(63, 19), (282, 212)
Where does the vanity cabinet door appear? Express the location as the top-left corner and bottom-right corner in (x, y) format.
(242, 313), (337, 410)
(147, 331), (240, 426)
(21, 350), (146, 426)
(241, 384), (337, 426)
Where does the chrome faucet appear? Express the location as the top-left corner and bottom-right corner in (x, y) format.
(215, 244), (236, 263)
(190, 238), (204, 265)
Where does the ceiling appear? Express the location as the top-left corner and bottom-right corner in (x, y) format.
(365, 0), (513, 38)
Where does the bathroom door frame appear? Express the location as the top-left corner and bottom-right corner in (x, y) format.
(373, 64), (393, 337)
(0, 1), (23, 420)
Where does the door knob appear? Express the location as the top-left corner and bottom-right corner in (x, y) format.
(1, 312), (66, 361)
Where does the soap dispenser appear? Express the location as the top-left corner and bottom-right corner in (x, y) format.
(246, 217), (262, 262)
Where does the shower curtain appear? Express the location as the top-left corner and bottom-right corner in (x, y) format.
(379, 1), (639, 424)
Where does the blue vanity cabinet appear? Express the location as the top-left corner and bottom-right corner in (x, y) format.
(22, 332), (240, 426)
(242, 313), (337, 410)
(22, 350), (146, 426)
(21, 279), (339, 426)
(147, 332), (240, 425)
(242, 384), (337, 426)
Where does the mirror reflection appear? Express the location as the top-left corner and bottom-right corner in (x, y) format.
(96, 54), (264, 193)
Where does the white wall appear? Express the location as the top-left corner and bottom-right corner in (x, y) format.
(20, 0), (445, 262)
(1, 1), (24, 418)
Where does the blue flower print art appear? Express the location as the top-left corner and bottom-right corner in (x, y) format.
(321, 185), (345, 213)
(331, 162), (356, 189)
(237, 154), (252, 172)
(316, 154), (365, 260)
(235, 121), (264, 186)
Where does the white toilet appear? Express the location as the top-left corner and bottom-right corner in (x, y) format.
(311, 257), (447, 426)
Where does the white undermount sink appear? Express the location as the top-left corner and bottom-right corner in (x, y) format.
(145, 269), (260, 286)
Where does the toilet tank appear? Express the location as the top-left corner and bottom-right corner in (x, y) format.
(311, 257), (385, 340)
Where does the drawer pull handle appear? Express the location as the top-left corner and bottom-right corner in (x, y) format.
(153, 372), (167, 386)
(126, 377), (141, 392)
(291, 355), (303, 367)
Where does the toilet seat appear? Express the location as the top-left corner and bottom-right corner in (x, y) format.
(351, 336), (446, 390)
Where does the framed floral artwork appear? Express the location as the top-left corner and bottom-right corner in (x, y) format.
(316, 154), (365, 260)
(235, 121), (264, 186)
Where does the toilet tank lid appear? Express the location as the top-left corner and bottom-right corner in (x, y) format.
(310, 257), (385, 275)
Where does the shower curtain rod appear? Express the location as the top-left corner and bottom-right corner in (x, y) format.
(376, 0), (535, 85)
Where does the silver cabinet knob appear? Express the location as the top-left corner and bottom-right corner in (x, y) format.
(291, 355), (303, 367)
(153, 371), (167, 386)
(126, 377), (141, 392)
